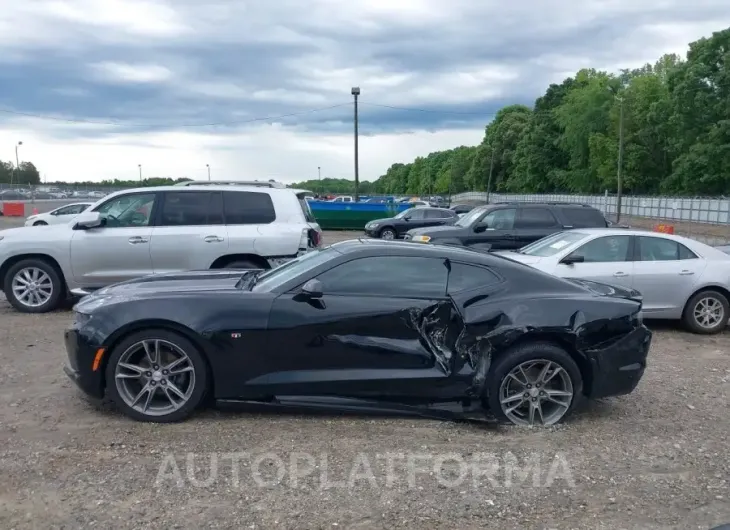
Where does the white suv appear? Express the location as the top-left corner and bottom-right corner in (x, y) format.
(0, 184), (322, 313)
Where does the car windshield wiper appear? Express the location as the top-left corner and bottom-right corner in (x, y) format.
(236, 270), (263, 291)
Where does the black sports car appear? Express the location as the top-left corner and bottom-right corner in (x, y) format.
(64, 239), (652, 426)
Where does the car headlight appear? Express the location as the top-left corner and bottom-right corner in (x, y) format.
(411, 235), (431, 243)
(368, 222), (380, 229)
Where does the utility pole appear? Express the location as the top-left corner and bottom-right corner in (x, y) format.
(12, 141), (22, 187)
(138, 164), (142, 182)
(486, 146), (495, 203)
(616, 96), (625, 223)
(351, 87), (360, 202)
(206, 164), (211, 181)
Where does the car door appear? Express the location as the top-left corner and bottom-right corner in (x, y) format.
(552, 234), (634, 289)
(513, 207), (562, 248)
(149, 191), (228, 273)
(398, 207), (429, 234)
(463, 208), (517, 251)
(69, 192), (157, 287)
(631, 236), (705, 316)
(264, 255), (464, 399)
(423, 208), (452, 228)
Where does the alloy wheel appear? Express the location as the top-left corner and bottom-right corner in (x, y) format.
(11, 267), (54, 308)
(381, 229), (395, 240)
(693, 296), (725, 330)
(499, 359), (574, 426)
(114, 339), (197, 417)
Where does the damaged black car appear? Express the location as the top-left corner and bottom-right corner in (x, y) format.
(63, 239), (652, 426)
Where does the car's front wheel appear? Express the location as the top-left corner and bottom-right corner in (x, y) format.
(106, 329), (209, 423)
(33, 220), (48, 226)
(3, 259), (64, 313)
(683, 290), (729, 334)
(485, 342), (583, 427)
(379, 227), (396, 240)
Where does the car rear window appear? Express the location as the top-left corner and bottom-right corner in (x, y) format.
(560, 207), (608, 228)
(298, 198), (316, 223)
(223, 191), (276, 225)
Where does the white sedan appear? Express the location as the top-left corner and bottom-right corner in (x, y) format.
(24, 203), (92, 227)
(496, 228), (730, 334)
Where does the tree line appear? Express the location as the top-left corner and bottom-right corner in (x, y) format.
(369, 27), (730, 198)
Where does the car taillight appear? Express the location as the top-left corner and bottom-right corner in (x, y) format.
(308, 228), (321, 247)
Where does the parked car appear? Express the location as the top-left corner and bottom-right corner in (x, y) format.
(405, 202), (609, 251)
(364, 207), (458, 239)
(24, 202), (92, 226)
(0, 185), (322, 313)
(63, 238), (651, 424)
(0, 190), (26, 200)
(716, 244), (730, 255)
(450, 203), (478, 217)
(497, 228), (730, 334)
(329, 196), (353, 203)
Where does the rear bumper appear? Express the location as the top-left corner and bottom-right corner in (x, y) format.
(585, 325), (652, 399)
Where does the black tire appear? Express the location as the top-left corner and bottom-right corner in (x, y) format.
(485, 341), (583, 426)
(105, 329), (209, 423)
(3, 258), (65, 313)
(379, 227), (397, 240)
(33, 221), (48, 226)
(682, 290), (730, 335)
(223, 259), (263, 269)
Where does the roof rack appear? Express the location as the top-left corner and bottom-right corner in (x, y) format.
(174, 179), (287, 188)
(491, 201), (593, 207)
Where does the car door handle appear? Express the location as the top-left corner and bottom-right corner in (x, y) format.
(613, 272), (629, 277)
(128, 236), (149, 244)
(679, 270), (695, 275)
(204, 235), (225, 243)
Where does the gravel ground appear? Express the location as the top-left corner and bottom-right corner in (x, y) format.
(0, 226), (729, 529)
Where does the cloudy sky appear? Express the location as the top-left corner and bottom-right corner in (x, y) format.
(1, 1), (728, 184)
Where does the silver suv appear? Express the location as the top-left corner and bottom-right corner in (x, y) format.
(0, 184), (322, 313)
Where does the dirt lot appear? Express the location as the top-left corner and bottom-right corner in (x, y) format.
(0, 224), (729, 529)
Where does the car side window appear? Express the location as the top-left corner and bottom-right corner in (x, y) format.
(637, 236), (697, 261)
(159, 191), (223, 226)
(316, 256), (448, 297)
(482, 208), (516, 230)
(447, 263), (501, 294)
(53, 206), (74, 215)
(516, 208), (558, 229)
(95, 193), (156, 228)
(223, 191), (276, 225)
(425, 209), (443, 219)
(407, 209), (426, 220)
(573, 235), (631, 263)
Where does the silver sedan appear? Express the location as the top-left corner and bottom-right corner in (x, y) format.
(496, 228), (730, 334)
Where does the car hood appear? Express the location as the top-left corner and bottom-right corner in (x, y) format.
(74, 269), (265, 312)
(493, 251), (544, 266)
(406, 225), (467, 237)
(0, 224), (70, 240)
(365, 217), (395, 226)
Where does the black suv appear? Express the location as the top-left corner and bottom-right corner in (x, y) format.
(364, 206), (457, 240)
(404, 202), (609, 251)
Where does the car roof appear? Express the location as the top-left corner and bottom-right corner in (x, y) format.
(329, 238), (504, 264)
(101, 184), (300, 199)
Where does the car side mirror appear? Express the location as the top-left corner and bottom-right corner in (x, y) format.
(474, 222), (488, 233)
(301, 278), (323, 299)
(403, 215), (411, 221)
(561, 254), (585, 265)
(73, 211), (103, 230)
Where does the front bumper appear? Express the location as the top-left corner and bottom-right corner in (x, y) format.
(63, 327), (105, 399)
(585, 325), (652, 399)
(364, 227), (381, 238)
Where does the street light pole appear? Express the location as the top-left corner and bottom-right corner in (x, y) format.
(486, 146), (495, 203)
(616, 96), (625, 223)
(138, 164), (142, 182)
(351, 87), (360, 202)
(12, 141), (22, 187)
(206, 164), (210, 181)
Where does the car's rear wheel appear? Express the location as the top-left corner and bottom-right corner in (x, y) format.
(223, 259), (262, 269)
(3, 259), (64, 313)
(379, 227), (396, 240)
(683, 290), (729, 335)
(485, 342), (582, 427)
(33, 220), (48, 226)
(105, 329), (208, 423)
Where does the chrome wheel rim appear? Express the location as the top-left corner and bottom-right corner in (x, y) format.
(114, 339), (196, 417)
(693, 297), (724, 329)
(381, 230), (395, 240)
(11, 267), (53, 307)
(499, 359), (574, 426)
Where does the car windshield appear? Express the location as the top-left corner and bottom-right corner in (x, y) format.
(251, 247), (338, 292)
(394, 208), (414, 219)
(455, 207), (486, 227)
(519, 231), (588, 256)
